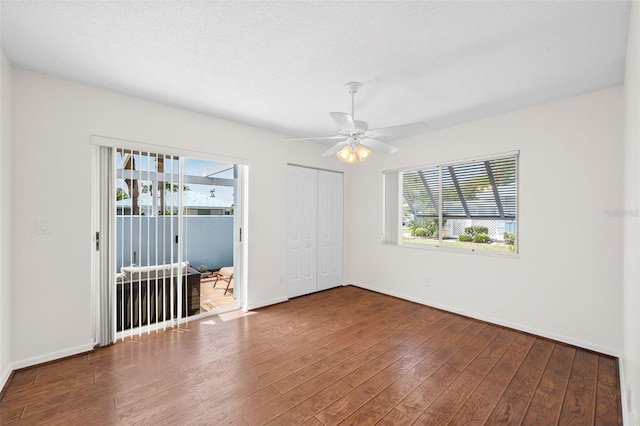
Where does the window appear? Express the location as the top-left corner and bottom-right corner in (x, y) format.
(384, 152), (518, 254)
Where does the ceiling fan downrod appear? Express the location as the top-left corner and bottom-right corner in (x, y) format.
(346, 81), (361, 121)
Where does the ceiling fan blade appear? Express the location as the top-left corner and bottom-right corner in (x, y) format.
(330, 112), (358, 131)
(321, 141), (349, 157)
(367, 122), (428, 142)
(354, 120), (369, 131)
(359, 138), (399, 154)
(281, 135), (344, 142)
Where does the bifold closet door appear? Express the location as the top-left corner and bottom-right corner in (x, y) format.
(317, 170), (343, 291)
(287, 166), (318, 298)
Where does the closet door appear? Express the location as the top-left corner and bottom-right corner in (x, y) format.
(287, 166), (318, 298)
(317, 170), (343, 291)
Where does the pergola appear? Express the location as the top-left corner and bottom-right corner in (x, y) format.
(403, 157), (517, 223)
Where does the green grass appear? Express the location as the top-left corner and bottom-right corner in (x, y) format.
(402, 235), (440, 246)
(401, 232), (515, 253)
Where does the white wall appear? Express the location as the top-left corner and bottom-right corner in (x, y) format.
(11, 68), (347, 367)
(6, 53), (627, 384)
(0, 51), (13, 389)
(348, 86), (624, 355)
(623, 1), (640, 423)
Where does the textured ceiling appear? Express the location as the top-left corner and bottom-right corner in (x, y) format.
(0, 1), (632, 140)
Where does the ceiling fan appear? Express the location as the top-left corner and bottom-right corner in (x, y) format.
(283, 82), (428, 163)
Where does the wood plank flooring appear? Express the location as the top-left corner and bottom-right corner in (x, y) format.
(0, 286), (622, 425)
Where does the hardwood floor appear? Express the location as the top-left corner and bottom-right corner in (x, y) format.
(0, 286), (622, 425)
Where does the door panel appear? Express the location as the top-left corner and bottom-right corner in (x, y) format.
(287, 166), (318, 298)
(317, 170), (343, 291)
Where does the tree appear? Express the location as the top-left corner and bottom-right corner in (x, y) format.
(148, 182), (189, 194)
(123, 154), (139, 215)
(116, 187), (129, 201)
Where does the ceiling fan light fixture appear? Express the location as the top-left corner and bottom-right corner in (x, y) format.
(337, 144), (370, 164)
(355, 144), (371, 161)
(337, 145), (353, 162)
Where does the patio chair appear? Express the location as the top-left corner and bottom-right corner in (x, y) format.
(213, 267), (234, 296)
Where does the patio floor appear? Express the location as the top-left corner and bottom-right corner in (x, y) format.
(199, 275), (236, 312)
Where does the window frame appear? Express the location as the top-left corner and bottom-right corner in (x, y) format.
(383, 151), (519, 257)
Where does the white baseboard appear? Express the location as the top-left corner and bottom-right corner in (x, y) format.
(1, 362), (12, 393)
(11, 342), (95, 370)
(619, 358), (631, 426)
(246, 296), (288, 311)
(347, 281), (621, 357)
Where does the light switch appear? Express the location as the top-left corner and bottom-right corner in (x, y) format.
(36, 219), (52, 235)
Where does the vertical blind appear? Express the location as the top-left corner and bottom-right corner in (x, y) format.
(383, 171), (401, 245)
(115, 149), (187, 339)
(96, 146), (115, 347)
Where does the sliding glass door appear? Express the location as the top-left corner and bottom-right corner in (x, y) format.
(107, 148), (239, 340)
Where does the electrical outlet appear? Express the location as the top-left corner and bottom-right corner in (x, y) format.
(423, 276), (431, 287)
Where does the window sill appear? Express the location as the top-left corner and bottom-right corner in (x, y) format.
(384, 241), (520, 258)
